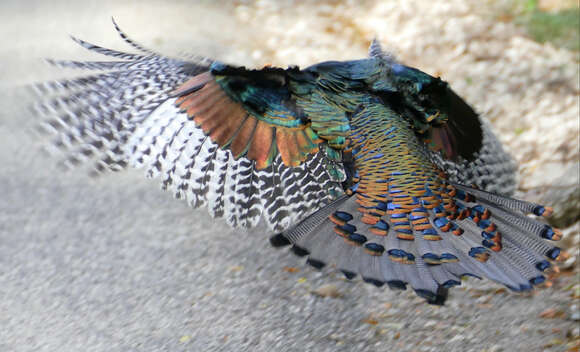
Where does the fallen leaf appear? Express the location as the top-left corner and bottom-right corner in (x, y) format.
(543, 338), (564, 348)
(229, 265), (244, 272)
(567, 337), (580, 352)
(572, 286), (580, 299)
(283, 266), (300, 273)
(179, 335), (191, 343)
(539, 308), (567, 319)
(362, 318), (378, 325)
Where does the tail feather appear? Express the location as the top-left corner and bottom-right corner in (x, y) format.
(427, 263), (461, 288)
(272, 184), (564, 304)
(295, 223), (337, 267)
(410, 256), (439, 296)
(501, 241), (545, 286)
(452, 182), (553, 217)
(380, 260), (408, 290)
(336, 247), (359, 279)
(443, 260), (483, 280)
(274, 195), (348, 244)
(360, 255), (385, 287)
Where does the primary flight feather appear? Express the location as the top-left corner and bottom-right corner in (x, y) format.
(34, 21), (566, 305)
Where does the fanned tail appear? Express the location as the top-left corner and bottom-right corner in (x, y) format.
(271, 183), (565, 305)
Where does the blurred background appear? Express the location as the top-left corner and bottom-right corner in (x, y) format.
(0, 0), (578, 351)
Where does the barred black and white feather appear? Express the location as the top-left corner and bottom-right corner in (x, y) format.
(34, 22), (342, 232)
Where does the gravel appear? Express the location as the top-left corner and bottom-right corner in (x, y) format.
(1, 1), (578, 351)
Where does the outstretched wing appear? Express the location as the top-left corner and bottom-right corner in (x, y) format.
(34, 21), (349, 232)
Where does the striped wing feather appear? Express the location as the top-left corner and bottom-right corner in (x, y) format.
(35, 23), (343, 232)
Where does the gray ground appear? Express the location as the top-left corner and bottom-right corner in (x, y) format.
(1, 1), (578, 352)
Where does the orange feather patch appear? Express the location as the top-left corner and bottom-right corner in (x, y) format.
(173, 72), (324, 169)
(247, 120), (276, 169)
(230, 116), (257, 158)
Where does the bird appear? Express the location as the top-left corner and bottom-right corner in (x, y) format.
(33, 20), (567, 305)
